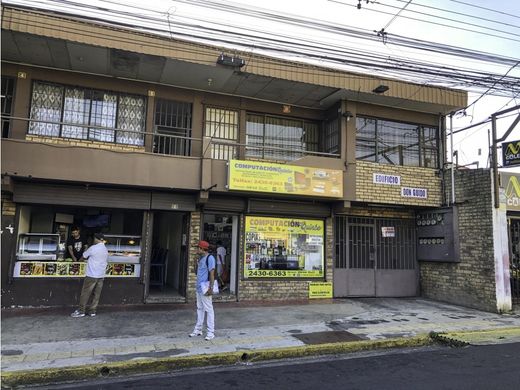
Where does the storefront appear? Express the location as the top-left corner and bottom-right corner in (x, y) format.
(2, 181), (194, 307)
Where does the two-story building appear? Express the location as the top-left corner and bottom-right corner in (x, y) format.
(1, 5), (467, 307)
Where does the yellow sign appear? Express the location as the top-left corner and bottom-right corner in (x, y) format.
(228, 160), (343, 198)
(309, 282), (333, 298)
(244, 216), (325, 278)
(502, 172), (520, 211)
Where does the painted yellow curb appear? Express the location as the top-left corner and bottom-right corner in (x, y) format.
(1, 335), (432, 388)
(440, 326), (520, 345)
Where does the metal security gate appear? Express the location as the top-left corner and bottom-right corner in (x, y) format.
(510, 218), (520, 304)
(334, 216), (418, 297)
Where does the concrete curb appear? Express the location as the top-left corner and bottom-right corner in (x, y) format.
(1, 335), (432, 388)
(436, 326), (520, 345)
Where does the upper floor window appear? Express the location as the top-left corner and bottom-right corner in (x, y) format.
(28, 81), (146, 145)
(154, 98), (192, 156)
(356, 116), (439, 168)
(204, 107), (238, 160)
(246, 114), (319, 161)
(1, 76), (15, 138)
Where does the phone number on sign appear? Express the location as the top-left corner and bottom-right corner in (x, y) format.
(247, 270), (288, 277)
(245, 270), (323, 278)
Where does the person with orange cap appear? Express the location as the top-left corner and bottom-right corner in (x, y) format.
(189, 240), (216, 340)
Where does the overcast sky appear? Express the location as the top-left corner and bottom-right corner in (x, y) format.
(6, 0), (520, 172)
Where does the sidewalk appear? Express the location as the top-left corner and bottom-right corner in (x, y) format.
(2, 298), (520, 387)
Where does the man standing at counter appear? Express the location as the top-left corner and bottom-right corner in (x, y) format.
(189, 240), (216, 340)
(67, 226), (87, 262)
(71, 233), (108, 318)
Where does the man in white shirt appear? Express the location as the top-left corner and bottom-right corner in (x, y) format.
(71, 233), (109, 318)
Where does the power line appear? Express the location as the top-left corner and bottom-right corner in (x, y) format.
(449, 0), (520, 20)
(382, 0), (412, 31)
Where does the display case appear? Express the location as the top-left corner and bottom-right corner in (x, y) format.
(104, 235), (141, 264)
(16, 233), (60, 261)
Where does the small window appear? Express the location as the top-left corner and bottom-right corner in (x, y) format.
(204, 107), (239, 160)
(1, 76), (16, 138)
(154, 98), (192, 156)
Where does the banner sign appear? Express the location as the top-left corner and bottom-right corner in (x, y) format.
(228, 160), (343, 198)
(501, 172), (520, 211)
(244, 216), (324, 278)
(13, 261), (141, 278)
(309, 282), (333, 298)
(502, 140), (520, 167)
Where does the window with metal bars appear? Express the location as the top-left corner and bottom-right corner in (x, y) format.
(1, 76), (15, 138)
(28, 81), (146, 145)
(356, 116), (439, 168)
(154, 98), (192, 156)
(245, 114), (320, 161)
(204, 106), (239, 160)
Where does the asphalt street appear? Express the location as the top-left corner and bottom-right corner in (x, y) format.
(39, 342), (520, 390)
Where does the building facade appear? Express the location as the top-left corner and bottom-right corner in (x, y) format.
(1, 5), (469, 308)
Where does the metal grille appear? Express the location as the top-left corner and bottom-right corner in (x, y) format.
(1, 76), (15, 138)
(154, 99), (192, 156)
(335, 216), (416, 270)
(323, 116), (340, 155)
(204, 107), (238, 160)
(510, 218), (520, 304)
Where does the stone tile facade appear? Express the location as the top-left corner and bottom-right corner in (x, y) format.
(419, 169), (498, 312)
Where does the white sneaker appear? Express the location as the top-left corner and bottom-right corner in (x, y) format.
(71, 310), (85, 318)
(205, 333), (215, 341)
(189, 330), (202, 337)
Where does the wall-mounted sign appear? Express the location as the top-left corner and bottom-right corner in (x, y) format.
(381, 226), (395, 237)
(244, 216), (324, 278)
(13, 261), (141, 278)
(309, 282), (333, 298)
(401, 187), (428, 199)
(502, 140), (520, 167)
(228, 160), (343, 198)
(373, 173), (401, 185)
(501, 172), (520, 211)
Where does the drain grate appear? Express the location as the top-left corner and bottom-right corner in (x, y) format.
(292, 331), (363, 345)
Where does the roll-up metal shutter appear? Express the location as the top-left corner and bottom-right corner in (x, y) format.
(151, 192), (196, 211)
(204, 195), (246, 212)
(248, 199), (331, 218)
(13, 182), (150, 209)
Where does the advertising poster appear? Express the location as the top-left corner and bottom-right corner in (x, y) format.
(309, 282), (333, 298)
(228, 160), (343, 198)
(244, 216), (324, 278)
(502, 140), (520, 167)
(13, 262), (141, 277)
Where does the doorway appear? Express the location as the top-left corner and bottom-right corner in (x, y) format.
(146, 211), (189, 302)
(334, 216), (418, 297)
(509, 217), (520, 305)
(202, 213), (239, 297)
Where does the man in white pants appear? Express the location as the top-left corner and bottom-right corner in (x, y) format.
(189, 240), (216, 340)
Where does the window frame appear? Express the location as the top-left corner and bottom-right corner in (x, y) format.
(245, 112), (321, 161)
(355, 115), (439, 168)
(28, 80), (147, 146)
(203, 106), (239, 160)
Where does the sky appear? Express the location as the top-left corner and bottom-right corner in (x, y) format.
(6, 0), (520, 172)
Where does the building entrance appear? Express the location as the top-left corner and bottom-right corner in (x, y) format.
(334, 216), (418, 297)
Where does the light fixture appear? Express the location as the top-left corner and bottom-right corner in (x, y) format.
(372, 85), (389, 94)
(282, 105), (291, 113)
(216, 53), (246, 68)
(342, 111), (354, 121)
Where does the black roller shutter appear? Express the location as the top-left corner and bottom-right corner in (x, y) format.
(248, 198), (331, 218)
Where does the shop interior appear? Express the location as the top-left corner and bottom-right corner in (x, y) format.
(202, 213), (238, 296)
(15, 204), (144, 277)
(147, 212), (188, 301)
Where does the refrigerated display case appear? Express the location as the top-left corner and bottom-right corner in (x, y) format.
(16, 233), (60, 261)
(104, 235), (141, 264)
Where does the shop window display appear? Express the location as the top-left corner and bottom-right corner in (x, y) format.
(244, 216), (324, 278)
